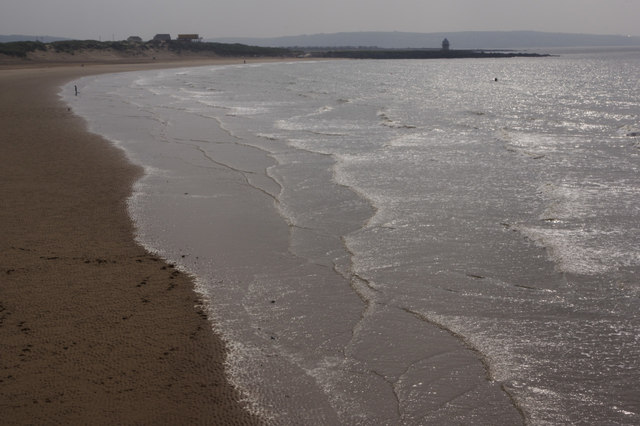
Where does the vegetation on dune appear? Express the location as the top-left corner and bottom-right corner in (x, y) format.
(0, 39), (295, 58)
(0, 41), (46, 57)
(49, 40), (151, 54)
(165, 40), (292, 57)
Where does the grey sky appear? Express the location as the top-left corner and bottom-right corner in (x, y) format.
(3, 0), (639, 41)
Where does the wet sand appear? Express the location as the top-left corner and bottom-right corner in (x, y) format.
(0, 61), (262, 424)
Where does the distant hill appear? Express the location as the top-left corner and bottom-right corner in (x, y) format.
(206, 31), (640, 49)
(0, 35), (70, 43)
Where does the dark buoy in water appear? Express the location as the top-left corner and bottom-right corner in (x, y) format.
(494, 77), (498, 82)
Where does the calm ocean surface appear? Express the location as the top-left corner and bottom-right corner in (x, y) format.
(64, 50), (640, 424)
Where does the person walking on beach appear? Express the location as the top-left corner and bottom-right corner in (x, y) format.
(74, 85), (78, 96)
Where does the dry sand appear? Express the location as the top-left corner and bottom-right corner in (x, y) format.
(1, 60), (263, 424)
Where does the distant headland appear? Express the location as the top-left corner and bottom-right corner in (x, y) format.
(312, 47), (549, 59)
(307, 36), (550, 59)
(207, 30), (640, 50)
(0, 38), (550, 65)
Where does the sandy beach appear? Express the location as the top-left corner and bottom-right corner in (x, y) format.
(1, 60), (262, 424)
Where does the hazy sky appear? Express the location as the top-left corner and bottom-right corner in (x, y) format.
(3, 0), (640, 40)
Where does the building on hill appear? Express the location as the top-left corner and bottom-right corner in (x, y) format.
(127, 36), (143, 43)
(153, 34), (171, 42)
(442, 38), (450, 51)
(177, 34), (201, 42)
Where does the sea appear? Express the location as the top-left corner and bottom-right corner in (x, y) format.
(63, 48), (640, 425)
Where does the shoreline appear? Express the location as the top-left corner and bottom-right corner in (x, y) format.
(72, 62), (528, 423)
(0, 60), (264, 424)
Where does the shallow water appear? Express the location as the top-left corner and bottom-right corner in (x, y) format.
(64, 50), (640, 424)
